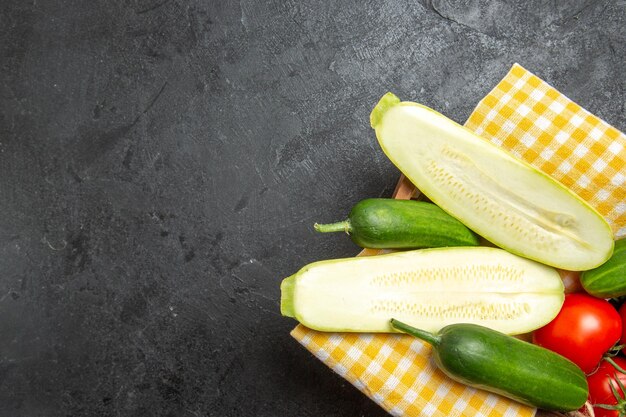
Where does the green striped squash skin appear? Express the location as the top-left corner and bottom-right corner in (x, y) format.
(392, 321), (588, 412)
(347, 199), (479, 249)
(581, 238), (626, 298)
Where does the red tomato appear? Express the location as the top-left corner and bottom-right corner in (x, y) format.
(533, 293), (622, 374)
(619, 303), (626, 345)
(587, 357), (626, 417)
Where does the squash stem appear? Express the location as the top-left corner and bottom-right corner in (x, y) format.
(280, 275), (297, 317)
(370, 92), (401, 128)
(390, 319), (441, 347)
(314, 220), (351, 234)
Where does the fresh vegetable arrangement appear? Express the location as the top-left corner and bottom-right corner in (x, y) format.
(280, 92), (625, 414)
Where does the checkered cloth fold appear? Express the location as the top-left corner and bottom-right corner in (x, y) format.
(291, 63), (626, 417)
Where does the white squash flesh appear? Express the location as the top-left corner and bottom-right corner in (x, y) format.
(281, 247), (564, 335)
(370, 93), (614, 270)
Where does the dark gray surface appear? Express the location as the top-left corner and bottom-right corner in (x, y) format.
(0, 1), (624, 416)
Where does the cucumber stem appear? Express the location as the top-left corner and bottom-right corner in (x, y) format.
(390, 319), (441, 347)
(314, 220), (351, 234)
(280, 275), (297, 317)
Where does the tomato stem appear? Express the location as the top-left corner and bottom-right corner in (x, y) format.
(608, 343), (626, 356)
(606, 357), (626, 375)
(594, 404), (621, 410)
(592, 370), (626, 417)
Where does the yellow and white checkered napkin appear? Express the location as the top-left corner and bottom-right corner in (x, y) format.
(291, 63), (626, 417)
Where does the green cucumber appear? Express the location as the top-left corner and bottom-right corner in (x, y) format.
(391, 320), (588, 412)
(580, 238), (626, 298)
(280, 247), (564, 335)
(314, 198), (479, 249)
(370, 93), (614, 270)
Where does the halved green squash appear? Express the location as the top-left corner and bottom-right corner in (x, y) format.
(370, 93), (614, 270)
(281, 247), (564, 335)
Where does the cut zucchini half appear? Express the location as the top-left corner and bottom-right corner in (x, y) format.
(370, 93), (614, 270)
(281, 247), (564, 335)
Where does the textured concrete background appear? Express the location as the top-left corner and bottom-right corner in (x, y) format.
(0, 1), (624, 416)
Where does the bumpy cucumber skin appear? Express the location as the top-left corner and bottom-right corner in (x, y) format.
(348, 199), (479, 249)
(419, 323), (587, 411)
(581, 238), (626, 297)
